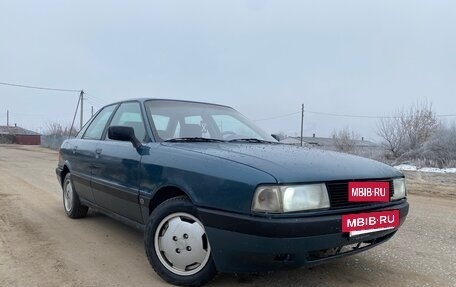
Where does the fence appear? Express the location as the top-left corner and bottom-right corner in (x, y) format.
(40, 135), (67, 150)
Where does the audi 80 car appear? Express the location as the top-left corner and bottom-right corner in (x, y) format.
(56, 99), (409, 286)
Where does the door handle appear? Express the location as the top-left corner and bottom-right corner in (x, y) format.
(95, 148), (102, 159)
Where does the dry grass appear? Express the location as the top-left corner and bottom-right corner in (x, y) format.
(402, 170), (456, 198)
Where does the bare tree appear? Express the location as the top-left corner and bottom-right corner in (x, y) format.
(332, 127), (358, 153)
(44, 122), (78, 136)
(418, 122), (456, 168)
(401, 101), (439, 150)
(45, 122), (63, 135)
(377, 101), (439, 159)
(377, 115), (404, 158)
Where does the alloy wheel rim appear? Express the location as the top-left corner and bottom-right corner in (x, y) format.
(154, 212), (211, 276)
(64, 180), (73, 212)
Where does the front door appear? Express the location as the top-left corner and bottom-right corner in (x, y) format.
(91, 101), (148, 222)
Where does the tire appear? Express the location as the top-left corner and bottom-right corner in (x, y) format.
(144, 197), (217, 286)
(62, 173), (89, 218)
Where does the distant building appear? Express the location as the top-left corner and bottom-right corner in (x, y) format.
(0, 125), (41, 145)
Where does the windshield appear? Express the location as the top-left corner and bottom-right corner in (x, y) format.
(145, 100), (275, 142)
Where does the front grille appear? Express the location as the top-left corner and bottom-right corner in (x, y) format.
(326, 180), (394, 209)
(307, 231), (395, 262)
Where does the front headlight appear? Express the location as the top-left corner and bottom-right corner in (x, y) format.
(392, 178), (407, 200)
(252, 184), (330, 213)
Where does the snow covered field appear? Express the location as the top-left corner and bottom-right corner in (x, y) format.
(394, 164), (456, 174)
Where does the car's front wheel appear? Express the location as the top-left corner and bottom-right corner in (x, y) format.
(62, 173), (88, 218)
(144, 197), (217, 286)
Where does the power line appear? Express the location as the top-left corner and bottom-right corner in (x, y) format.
(254, 111), (301, 121)
(305, 110), (396, 119)
(305, 110), (456, 118)
(9, 112), (71, 118)
(255, 108), (456, 121)
(69, 93), (81, 139)
(0, 81), (81, 92)
(85, 93), (108, 104)
(86, 97), (106, 107)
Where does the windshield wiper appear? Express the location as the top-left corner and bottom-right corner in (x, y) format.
(164, 137), (226, 143)
(228, 138), (275, 144)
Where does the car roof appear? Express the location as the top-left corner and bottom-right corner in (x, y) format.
(107, 98), (233, 109)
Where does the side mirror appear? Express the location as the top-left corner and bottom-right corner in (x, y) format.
(108, 126), (142, 149)
(271, 134), (280, 141)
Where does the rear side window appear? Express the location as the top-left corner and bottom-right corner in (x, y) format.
(107, 102), (147, 142)
(83, 105), (117, 140)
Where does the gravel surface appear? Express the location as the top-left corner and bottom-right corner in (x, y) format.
(0, 145), (455, 287)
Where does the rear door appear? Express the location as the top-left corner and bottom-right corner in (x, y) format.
(91, 101), (147, 222)
(67, 104), (117, 203)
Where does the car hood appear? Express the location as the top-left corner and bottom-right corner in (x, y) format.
(161, 142), (403, 183)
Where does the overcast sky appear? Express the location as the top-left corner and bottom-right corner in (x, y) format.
(1, 0), (455, 141)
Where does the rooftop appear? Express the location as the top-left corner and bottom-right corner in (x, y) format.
(0, 125), (41, 136)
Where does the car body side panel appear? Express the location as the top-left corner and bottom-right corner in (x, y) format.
(60, 138), (97, 202)
(91, 140), (143, 222)
(138, 143), (277, 218)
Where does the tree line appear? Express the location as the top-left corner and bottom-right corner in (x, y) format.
(377, 102), (456, 168)
(332, 101), (456, 168)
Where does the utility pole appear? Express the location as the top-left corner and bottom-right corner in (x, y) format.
(79, 90), (84, 129)
(6, 110), (9, 126)
(300, 104), (304, 147)
(91, 106), (94, 117)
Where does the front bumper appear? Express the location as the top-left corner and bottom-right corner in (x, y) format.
(198, 200), (409, 273)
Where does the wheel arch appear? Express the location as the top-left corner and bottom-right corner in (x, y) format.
(148, 185), (191, 215)
(60, 164), (71, 187)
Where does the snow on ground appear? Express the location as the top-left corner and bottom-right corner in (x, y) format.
(394, 164), (456, 173)
(394, 164), (418, 171)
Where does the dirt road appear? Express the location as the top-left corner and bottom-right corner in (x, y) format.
(0, 145), (455, 287)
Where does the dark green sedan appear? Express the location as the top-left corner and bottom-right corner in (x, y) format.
(56, 99), (409, 286)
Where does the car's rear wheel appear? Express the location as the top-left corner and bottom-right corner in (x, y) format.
(144, 197), (217, 286)
(63, 173), (88, 218)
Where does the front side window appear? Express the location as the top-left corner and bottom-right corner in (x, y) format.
(83, 104), (117, 140)
(107, 102), (147, 142)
